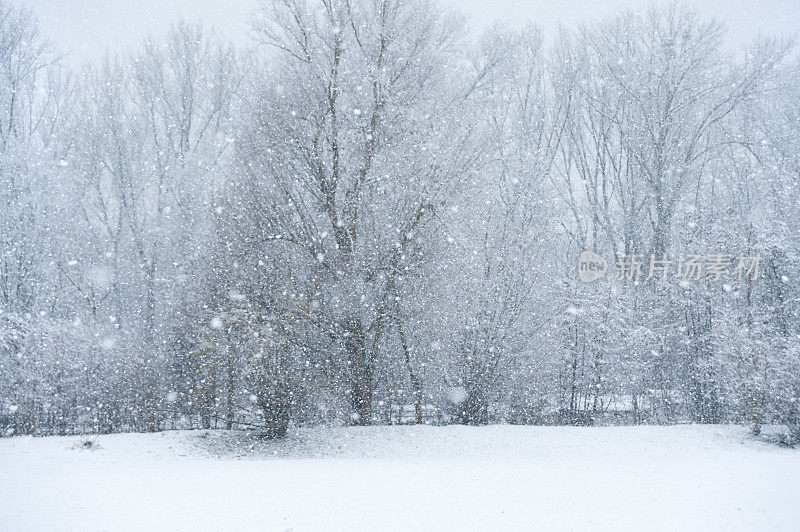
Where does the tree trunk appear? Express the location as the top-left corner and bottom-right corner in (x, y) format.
(259, 383), (290, 439)
(225, 346), (234, 430)
(458, 388), (488, 425)
(397, 318), (423, 424)
(346, 321), (372, 426)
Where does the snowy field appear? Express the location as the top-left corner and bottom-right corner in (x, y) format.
(1, 425), (799, 531)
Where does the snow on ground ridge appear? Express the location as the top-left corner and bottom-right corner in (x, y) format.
(1, 425), (799, 531)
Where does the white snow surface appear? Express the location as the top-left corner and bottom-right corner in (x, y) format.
(1, 425), (798, 531)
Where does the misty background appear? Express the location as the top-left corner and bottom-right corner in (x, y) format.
(21, 0), (800, 65)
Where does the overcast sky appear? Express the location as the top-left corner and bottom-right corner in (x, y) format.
(18, 0), (800, 65)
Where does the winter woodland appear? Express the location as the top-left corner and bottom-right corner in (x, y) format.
(2, 0), (799, 442)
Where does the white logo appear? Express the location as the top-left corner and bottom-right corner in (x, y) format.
(578, 251), (609, 282)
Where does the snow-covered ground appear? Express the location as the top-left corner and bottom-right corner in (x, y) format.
(1, 425), (798, 531)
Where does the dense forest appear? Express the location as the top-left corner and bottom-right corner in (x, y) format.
(1, 0), (799, 441)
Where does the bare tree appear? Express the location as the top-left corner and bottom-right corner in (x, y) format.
(242, 0), (478, 425)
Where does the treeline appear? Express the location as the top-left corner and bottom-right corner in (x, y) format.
(1, 0), (798, 441)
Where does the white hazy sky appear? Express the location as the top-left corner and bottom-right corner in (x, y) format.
(18, 0), (800, 65)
